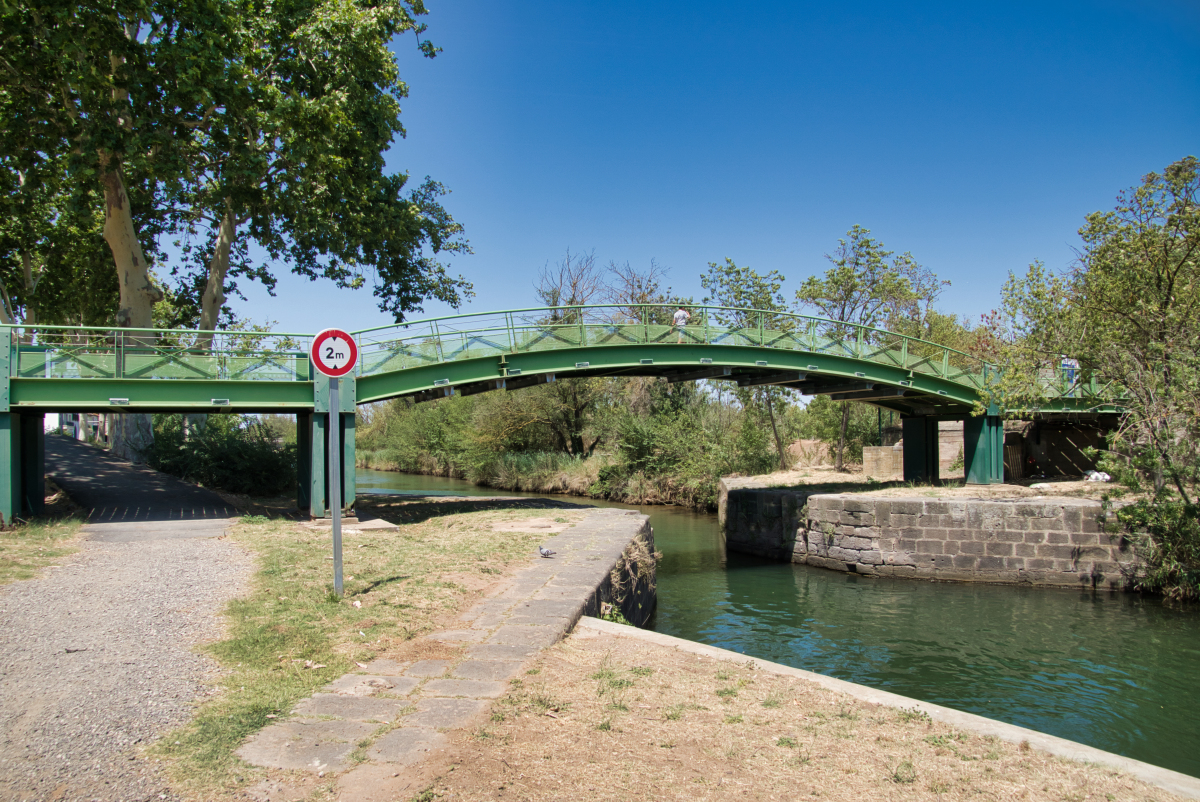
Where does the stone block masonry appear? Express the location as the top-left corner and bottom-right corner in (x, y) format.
(722, 482), (1136, 589)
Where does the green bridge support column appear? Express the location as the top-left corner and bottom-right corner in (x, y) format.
(964, 415), (1004, 485)
(296, 411), (312, 512)
(303, 375), (355, 519)
(0, 412), (45, 524)
(0, 413), (16, 525)
(309, 412), (327, 518)
(902, 417), (939, 484)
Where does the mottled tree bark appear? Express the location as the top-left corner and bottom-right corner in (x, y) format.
(100, 155), (161, 463)
(764, 392), (788, 471)
(100, 156), (162, 329)
(196, 204), (237, 349)
(835, 401), (851, 471)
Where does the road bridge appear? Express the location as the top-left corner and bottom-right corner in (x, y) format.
(0, 305), (1112, 522)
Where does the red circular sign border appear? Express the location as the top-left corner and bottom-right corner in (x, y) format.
(310, 328), (359, 378)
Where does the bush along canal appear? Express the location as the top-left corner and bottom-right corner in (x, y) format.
(357, 467), (1200, 778)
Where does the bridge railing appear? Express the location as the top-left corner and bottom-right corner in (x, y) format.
(1, 324), (312, 382)
(0, 313), (1105, 403)
(351, 304), (992, 388)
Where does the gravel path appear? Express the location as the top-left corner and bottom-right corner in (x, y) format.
(0, 441), (254, 802)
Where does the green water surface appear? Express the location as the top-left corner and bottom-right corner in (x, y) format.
(357, 468), (1200, 777)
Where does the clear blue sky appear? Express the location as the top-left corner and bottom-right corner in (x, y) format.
(230, 0), (1200, 335)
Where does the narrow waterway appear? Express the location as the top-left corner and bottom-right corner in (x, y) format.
(358, 468), (1200, 778)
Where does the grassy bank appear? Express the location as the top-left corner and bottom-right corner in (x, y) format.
(356, 447), (722, 509)
(155, 497), (582, 799)
(0, 480), (86, 586)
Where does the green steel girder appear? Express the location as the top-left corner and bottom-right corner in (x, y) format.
(356, 342), (980, 410)
(8, 377), (314, 412)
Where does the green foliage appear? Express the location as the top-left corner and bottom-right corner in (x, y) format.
(358, 376), (780, 509)
(990, 157), (1200, 598)
(144, 415), (296, 497)
(795, 225), (945, 469)
(787, 396), (880, 464)
(700, 258), (794, 469)
(700, 258), (788, 327)
(796, 225), (945, 331)
(3, 0), (469, 331)
(1111, 501), (1200, 602)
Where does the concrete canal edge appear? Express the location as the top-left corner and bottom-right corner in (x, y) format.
(237, 507), (657, 793)
(577, 616), (1200, 800)
(721, 478), (1136, 588)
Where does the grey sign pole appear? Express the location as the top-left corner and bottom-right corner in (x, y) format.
(329, 376), (343, 596)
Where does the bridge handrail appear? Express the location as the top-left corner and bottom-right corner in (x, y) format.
(0, 322), (313, 384)
(0, 322), (312, 339)
(0, 308), (1114, 406)
(350, 303), (986, 368)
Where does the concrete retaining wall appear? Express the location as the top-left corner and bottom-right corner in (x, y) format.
(863, 421), (965, 480)
(721, 481), (1135, 589)
(863, 445), (903, 480)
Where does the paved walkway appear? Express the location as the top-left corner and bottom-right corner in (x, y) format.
(238, 508), (650, 802)
(0, 436), (249, 802)
(45, 436), (237, 528)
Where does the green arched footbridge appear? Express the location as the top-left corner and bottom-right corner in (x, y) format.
(0, 305), (1110, 522)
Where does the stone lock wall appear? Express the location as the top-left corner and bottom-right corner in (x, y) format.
(582, 517), (658, 627)
(721, 480), (1136, 590)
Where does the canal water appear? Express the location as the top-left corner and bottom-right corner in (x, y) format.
(357, 468), (1200, 777)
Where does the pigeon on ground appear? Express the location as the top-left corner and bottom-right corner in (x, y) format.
(539, 546), (556, 558)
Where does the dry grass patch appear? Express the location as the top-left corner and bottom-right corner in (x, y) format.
(432, 631), (1184, 802)
(0, 479), (86, 586)
(156, 498), (588, 800)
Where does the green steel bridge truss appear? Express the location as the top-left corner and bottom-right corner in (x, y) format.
(0, 305), (1116, 522)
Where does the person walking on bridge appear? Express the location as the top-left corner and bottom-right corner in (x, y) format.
(673, 306), (691, 343)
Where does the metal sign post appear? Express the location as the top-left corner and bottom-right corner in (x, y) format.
(309, 328), (358, 598)
(329, 376), (342, 596)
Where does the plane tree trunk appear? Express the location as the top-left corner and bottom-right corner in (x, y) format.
(196, 204), (238, 349)
(101, 155), (161, 463)
(763, 391), (788, 471)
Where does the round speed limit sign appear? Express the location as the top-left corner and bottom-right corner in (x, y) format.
(311, 328), (359, 377)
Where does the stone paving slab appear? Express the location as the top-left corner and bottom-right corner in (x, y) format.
(451, 659), (524, 681)
(404, 660), (450, 678)
(422, 678), (505, 699)
(236, 719), (377, 773)
(403, 698), (490, 730)
(292, 693), (405, 722)
(465, 643), (539, 661)
(366, 727), (447, 764)
(425, 628), (488, 643)
(485, 624), (563, 650)
(325, 674), (419, 697)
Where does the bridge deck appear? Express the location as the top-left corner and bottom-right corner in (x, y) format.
(0, 306), (1117, 522)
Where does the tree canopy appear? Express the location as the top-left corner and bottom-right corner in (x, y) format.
(0, 0), (470, 333)
(794, 226), (947, 469)
(988, 156), (1200, 599)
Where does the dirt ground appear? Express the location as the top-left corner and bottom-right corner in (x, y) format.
(752, 466), (1119, 502)
(420, 628), (1182, 802)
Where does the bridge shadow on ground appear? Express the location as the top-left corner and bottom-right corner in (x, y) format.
(45, 435), (237, 524)
(355, 493), (592, 527)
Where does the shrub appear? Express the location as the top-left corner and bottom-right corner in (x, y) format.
(1112, 499), (1200, 601)
(145, 415), (297, 497)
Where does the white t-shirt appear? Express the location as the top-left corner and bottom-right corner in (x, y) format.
(672, 309), (690, 326)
